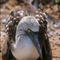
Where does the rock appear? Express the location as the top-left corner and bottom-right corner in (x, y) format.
(49, 32), (54, 36)
(44, 8), (53, 14)
(2, 28), (5, 32)
(51, 28), (55, 31)
(47, 29), (50, 33)
(53, 5), (58, 13)
(55, 20), (60, 26)
(0, 32), (6, 38)
(48, 34), (51, 38)
(59, 36), (60, 39)
(53, 37), (57, 40)
(57, 32), (60, 36)
(53, 24), (59, 28)
(2, 18), (8, 24)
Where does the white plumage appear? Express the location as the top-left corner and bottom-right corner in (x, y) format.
(11, 16), (40, 60)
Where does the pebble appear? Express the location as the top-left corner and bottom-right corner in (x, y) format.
(51, 28), (55, 31)
(47, 29), (50, 33)
(2, 28), (5, 32)
(57, 32), (60, 36)
(59, 36), (60, 39)
(0, 32), (6, 38)
(2, 18), (8, 24)
(54, 24), (59, 28)
(48, 34), (51, 38)
(49, 32), (54, 36)
(47, 23), (50, 28)
(53, 37), (57, 40)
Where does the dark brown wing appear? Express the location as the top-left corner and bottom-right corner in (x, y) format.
(38, 32), (52, 59)
(35, 9), (52, 60)
(42, 36), (52, 60)
(2, 10), (20, 60)
(2, 38), (14, 60)
(2, 10), (27, 60)
(38, 23), (52, 60)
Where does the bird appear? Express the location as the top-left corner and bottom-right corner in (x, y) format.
(2, 9), (52, 60)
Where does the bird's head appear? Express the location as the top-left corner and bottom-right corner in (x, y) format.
(17, 16), (39, 32)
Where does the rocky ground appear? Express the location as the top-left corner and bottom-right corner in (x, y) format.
(0, 0), (60, 60)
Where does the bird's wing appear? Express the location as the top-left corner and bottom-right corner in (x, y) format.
(2, 38), (14, 60)
(2, 10), (27, 60)
(38, 23), (52, 60)
(36, 9), (52, 60)
(42, 36), (52, 60)
(38, 33), (52, 60)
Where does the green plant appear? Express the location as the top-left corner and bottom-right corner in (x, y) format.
(52, 0), (60, 3)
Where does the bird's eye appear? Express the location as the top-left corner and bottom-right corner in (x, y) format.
(27, 29), (31, 32)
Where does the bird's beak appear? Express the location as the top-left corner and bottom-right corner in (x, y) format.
(26, 29), (43, 60)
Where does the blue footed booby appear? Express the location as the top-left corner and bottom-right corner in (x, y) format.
(2, 12), (52, 60)
(2, 0), (52, 59)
